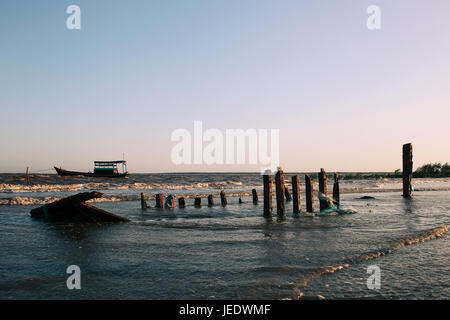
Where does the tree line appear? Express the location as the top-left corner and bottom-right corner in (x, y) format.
(338, 162), (450, 180)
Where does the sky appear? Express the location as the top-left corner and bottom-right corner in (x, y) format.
(1, 0), (449, 173)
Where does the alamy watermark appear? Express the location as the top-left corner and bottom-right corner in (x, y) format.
(171, 121), (280, 173)
(66, 5), (81, 30)
(64, 5), (381, 31)
(66, 265), (81, 289)
(367, 5), (381, 30)
(366, 265), (381, 290)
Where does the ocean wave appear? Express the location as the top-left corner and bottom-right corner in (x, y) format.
(289, 225), (449, 299)
(2, 186), (450, 206)
(0, 181), (248, 194)
(0, 196), (61, 206)
(0, 195), (132, 206)
(0, 183), (86, 193)
(0, 191), (257, 206)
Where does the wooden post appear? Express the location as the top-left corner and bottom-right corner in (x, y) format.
(252, 189), (258, 204)
(207, 195), (214, 206)
(178, 197), (186, 208)
(238, 197), (243, 204)
(292, 175), (301, 214)
(140, 192), (147, 209)
(333, 173), (340, 206)
(26, 167), (30, 185)
(275, 167), (285, 215)
(318, 168), (328, 210)
(155, 194), (164, 208)
(194, 197), (202, 207)
(305, 174), (314, 213)
(263, 175), (272, 216)
(284, 185), (292, 201)
(402, 143), (413, 198)
(165, 195), (175, 208)
(220, 191), (227, 207)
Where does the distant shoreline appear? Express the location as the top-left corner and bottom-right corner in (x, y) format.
(0, 163), (449, 179)
(1, 172), (450, 179)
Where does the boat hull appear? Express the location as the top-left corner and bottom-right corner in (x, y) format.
(54, 166), (129, 178)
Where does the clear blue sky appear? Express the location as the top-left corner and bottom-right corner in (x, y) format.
(1, 0), (450, 173)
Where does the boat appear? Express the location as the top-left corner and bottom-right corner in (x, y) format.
(54, 160), (129, 178)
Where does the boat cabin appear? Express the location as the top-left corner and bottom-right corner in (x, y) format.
(93, 160), (127, 175)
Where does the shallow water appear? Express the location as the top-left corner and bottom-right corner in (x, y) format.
(0, 174), (449, 299)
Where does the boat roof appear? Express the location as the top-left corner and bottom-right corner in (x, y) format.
(94, 160), (126, 165)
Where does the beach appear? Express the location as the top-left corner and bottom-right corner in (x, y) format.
(0, 173), (449, 299)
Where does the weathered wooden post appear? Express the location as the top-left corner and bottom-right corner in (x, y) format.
(263, 175), (273, 216)
(275, 167), (285, 215)
(220, 191), (227, 207)
(402, 143), (413, 198)
(333, 173), (340, 206)
(194, 197), (202, 207)
(252, 189), (258, 204)
(305, 174), (314, 213)
(292, 175), (301, 214)
(155, 194), (164, 208)
(318, 168), (328, 210)
(26, 167), (30, 185)
(165, 195), (175, 208)
(207, 195), (214, 206)
(284, 185), (292, 201)
(178, 197), (186, 208)
(140, 192), (147, 209)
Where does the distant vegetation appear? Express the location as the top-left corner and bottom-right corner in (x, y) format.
(414, 162), (450, 178)
(340, 172), (400, 180)
(339, 162), (450, 180)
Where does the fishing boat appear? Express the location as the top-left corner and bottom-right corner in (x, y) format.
(54, 160), (129, 178)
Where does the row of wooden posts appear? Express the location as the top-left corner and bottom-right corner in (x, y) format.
(140, 167), (341, 215)
(140, 139), (413, 212)
(263, 167), (340, 216)
(263, 142), (414, 215)
(140, 190), (239, 209)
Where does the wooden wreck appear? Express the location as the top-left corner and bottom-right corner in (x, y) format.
(30, 191), (129, 222)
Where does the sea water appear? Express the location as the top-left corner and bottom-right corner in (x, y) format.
(0, 173), (449, 299)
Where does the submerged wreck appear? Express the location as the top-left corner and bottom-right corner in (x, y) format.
(30, 191), (129, 222)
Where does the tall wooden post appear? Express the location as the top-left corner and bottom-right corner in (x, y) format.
(263, 175), (272, 216)
(275, 167), (285, 215)
(220, 191), (227, 207)
(26, 167), (30, 185)
(194, 197), (202, 207)
(333, 173), (340, 206)
(402, 143), (413, 198)
(318, 168), (328, 210)
(292, 175), (301, 214)
(155, 194), (164, 208)
(252, 189), (258, 204)
(140, 192), (147, 209)
(305, 174), (314, 213)
(207, 195), (214, 206)
(179, 197), (186, 208)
